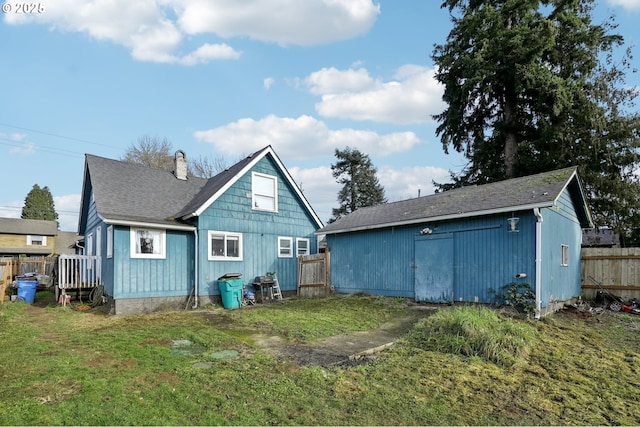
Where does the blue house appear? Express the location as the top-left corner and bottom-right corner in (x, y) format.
(78, 146), (323, 314)
(317, 167), (593, 317)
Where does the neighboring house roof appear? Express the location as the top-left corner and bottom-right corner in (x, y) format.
(80, 145), (323, 232)
(55, 231), (82, 255)
(318, 167), (593, 235)
(582, 228), (619, 247)
(0, 218), (57, 235)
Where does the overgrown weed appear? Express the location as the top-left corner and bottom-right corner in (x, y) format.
(405, 305), (536, 366)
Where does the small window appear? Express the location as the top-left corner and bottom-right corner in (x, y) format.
(26, 235), (46, 246)
(278, 237), (293, 258)
(252, 172), (278, 212)
(296, 238), (310, 256)
(107, 226), (113, 259)
(87, 233), (94, 256)
(208, 231), (243, 261)
(561, 244), (569, 267)
(130, 228), (166, 259)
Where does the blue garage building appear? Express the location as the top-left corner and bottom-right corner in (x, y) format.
(317, 167), (593, 317)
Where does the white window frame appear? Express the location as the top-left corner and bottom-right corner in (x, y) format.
(87, 233), (94, 256)
(106, 225), (113, 259)
(561, 244), (569, 267)
(130, 228), (166, 259)
(252, 172), (278, 212)
(278, 236), (293, 258)
(95, 226), (102, 258)
(296, 238), (310, 256)
(26, 235), (46, 246)
(208, 231), (243, 261)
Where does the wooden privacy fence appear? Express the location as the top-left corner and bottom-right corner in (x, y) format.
(581, 247), (640, 300)
(297, 252), (331, 298)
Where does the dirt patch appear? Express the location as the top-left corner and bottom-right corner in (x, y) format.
(253, 305), (437, 367)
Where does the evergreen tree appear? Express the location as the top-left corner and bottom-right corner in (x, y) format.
(432, 0), (640, 242)
(21, 184), (59, 226)
(329, 147), (386, 223)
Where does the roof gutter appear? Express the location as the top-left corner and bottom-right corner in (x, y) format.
(100, 217), (196, 232)
(533, 208), (543, 319)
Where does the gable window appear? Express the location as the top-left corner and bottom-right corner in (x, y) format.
(130, 228), (166, 259)
(252, 172), (278, 212)
(26, 235), (46, 246)
(561, 244), (569, 267)
(208, 231), (243, 261)
(296, 238), (310, 256)
(278, 237), (293, 258)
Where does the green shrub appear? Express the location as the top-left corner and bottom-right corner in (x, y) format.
(489, 282), (536, 317)
(405, 306), (537, 366)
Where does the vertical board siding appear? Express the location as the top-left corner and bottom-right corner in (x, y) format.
(540, 190), (583, 306)
(112, 227), (194, 299)
(328, 213), (537, 303)
(328, 226), (415, 297)
(198, 155), (318, 295)
(451, 214), (536, 304)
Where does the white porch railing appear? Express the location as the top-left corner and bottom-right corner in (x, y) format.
(58, 254), (101, 290)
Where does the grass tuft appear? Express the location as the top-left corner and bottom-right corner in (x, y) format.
(405, 305), (537, 366)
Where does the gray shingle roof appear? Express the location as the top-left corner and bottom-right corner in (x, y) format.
(84, 154), (208, 228)
(175, 147), (269, 219)
(318, 167), (592, 235)
(0, 218), (58, 235)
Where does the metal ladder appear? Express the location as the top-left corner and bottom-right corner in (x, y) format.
(267, 272), (282, 301)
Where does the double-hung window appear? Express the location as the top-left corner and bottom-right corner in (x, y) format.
(296, 238), (310, 256)
(208, 231), (243, 261)
(561, 244), (569, 267)
(278, 237), (293, 258)
(252, 172), (278, 212)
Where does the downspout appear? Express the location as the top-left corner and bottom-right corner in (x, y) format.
(533, 208), (543, 319)
(192, 229), (199, 309)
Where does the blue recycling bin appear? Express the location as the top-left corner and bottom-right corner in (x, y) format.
(16, 280), (38, 304)
(218, 273), (243, 310)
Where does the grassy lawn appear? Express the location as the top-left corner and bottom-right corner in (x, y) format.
(1, 292), (639, 425)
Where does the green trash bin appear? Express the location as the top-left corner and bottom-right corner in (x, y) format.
(218, 273), (243, 310)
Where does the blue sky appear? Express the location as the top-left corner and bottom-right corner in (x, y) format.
(1, 0), (639, 232)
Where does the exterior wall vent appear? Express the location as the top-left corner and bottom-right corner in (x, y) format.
(174, 150), (187, 180)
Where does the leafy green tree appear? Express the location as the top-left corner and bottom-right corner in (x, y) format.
(432, 0), (640, 243)
(329, 147), (386, 223)
(21, 184), (58, 226)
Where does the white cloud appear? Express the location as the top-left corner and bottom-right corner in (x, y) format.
(608, 0), (640, 11)
(194, 114), (422, 160)
(177, 0), (380, 45)
(1, 132), (34, 154)
(378, 165), (450, 202)
(264, 77), (275, 90)
(287, 164), (451, 225)
(305, 65), (445, 124)
(3, 0), (379, 64)
(54, 194), (81, 232)
(288, 165), (338, 223)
